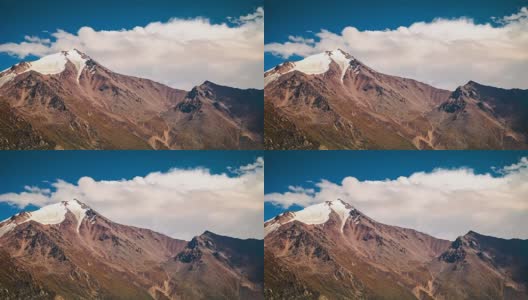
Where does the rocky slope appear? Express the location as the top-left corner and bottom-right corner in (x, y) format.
(264, 199), (528, 299)
(0, 49), (263, 150)
(0, 199), (263, 299)
(264, 49), (528, 150)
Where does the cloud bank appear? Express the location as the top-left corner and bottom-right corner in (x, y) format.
(0, 158), (264, 240)
(0, 8), (264, 90)
(265, 157), (528, 240)
(265, 7), (528, 90)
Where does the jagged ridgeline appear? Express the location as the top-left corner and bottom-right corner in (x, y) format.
(264, 199), (528, 299)
(264, 49), (528, 150)
(0, 50), (263, 150)
(0, 199), (263, 299)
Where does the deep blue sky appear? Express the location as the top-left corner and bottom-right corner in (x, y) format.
(264, 151), (527, 220)
(264, 0), (527, 69)
(0, 151), (262, 221)
(0, 0), (262, 70)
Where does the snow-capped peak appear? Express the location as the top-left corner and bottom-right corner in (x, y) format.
(264, 199), (355, 236)
(0, 49), (89, 87)
(264, 49), (355, 86)
(289, 199), (353, 232)
(0, 199), (89, 237)
(25, 199), (88, 232)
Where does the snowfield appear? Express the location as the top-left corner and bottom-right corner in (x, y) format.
(0, 199), (89, 237)
(0, 49), (88, 87)
(264, 199), (354, 236)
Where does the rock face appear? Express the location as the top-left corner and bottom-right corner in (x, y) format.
(264, 199), (528, 299)
(0, 200), (263, 299)
(0, 49), (263, 150)
(264, 49), (528, 150)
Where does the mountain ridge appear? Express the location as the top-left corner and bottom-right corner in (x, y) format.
(0, 199), (264, 299)
(0, 49), (263, 150)
(264, 49), (528, 150)
(264, 199), (528, 299)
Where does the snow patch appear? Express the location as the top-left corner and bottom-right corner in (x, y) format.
(289, 199), (352, 227)
(264, 49), (354, 86)
(264, 73), (280, 86)
(65, 199), (87, 232)
(20, 199), (87, 231)
(65, 49), (87, 82)
(329, 50), (352, 82)
(0, 49), (88, 86)
(27, 52), (67, 75)
(0, 72), (16, 88)
(265, 199), (354, 235)
(292, 52), (332, 75)
(0, 223), (16, 238)
(264, 222), (281, 236)
(26, 202), (68, 225)
(289, 202), (331, 225)
(0, 200), (88, 237)
(329, 199), (352, 232)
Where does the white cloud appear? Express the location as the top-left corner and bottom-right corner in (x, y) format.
(287, 35), (315, 45)
(265, 157), (528, 240)
(0, 158), (264, 240)
(23, 36), (51, 44)
(265, 7), (528, 90)
(0, 8), (264, 90)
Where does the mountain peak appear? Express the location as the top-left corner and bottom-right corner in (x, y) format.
(201, 230), (218, 237)
(464, 230), (486, 240)
(265, 48), (356, 86)
(66, 198), (90, 209)
(265, 199), (358, 236)
(201, 80), (216, 86)
(329, 48), (354, 59)
(0, 199), (91, 237)
(29, 199), (90, 231)
(0, 49), (90, 86)
(465, 80), (479, 86)
(330, 198), (354, 208)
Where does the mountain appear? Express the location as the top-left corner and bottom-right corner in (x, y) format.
(264, 49), (528, 150)
(0, 199), (263, 299)
(264, 199), (528, 299)
(0, 49), (263, 150)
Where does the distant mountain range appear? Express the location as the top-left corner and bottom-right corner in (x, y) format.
(264, 49), (528, 150)
(264, 199), (528, 299)
(0, 49), (263, 150)
(0, 199), (263, 299)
